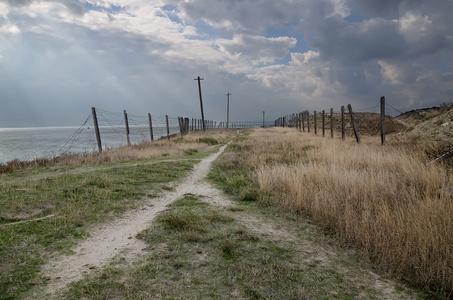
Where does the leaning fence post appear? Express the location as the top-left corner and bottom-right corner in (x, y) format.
(123, 110), (131, 146)
(91, 107), (102, 153)
(165, 115), (170, 140)
(148, 113), (154, 142)
(381, 96), (386, 145)
(347, 104), (360, 143)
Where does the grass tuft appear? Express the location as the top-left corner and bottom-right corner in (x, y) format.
(197, 137), (219, 145)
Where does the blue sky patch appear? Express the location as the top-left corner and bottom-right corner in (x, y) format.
(81, 2), (125, 14)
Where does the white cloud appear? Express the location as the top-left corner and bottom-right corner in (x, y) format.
(399, 11), (432, 36)
(217, 34), (297, 66)
(0, 0), (452, 127)
(378, 60), (404, 85)
(0, 23), (20, 34)
(0, 2), (9, 18)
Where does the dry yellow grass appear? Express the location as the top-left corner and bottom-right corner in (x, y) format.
(233, 127), (452, 294)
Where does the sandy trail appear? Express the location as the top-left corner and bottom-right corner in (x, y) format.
(42, 143), (229, 296)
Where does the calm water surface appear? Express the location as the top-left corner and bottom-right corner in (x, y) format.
(0, 125), (176, 164)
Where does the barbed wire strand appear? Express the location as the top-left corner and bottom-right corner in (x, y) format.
(58, 114), (92, 155)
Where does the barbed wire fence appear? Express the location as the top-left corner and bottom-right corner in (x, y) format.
(274, 97), (409, 145)
(54, 107), (250, 157)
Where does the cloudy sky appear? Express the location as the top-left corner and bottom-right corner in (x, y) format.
(0, 0), (452, 127)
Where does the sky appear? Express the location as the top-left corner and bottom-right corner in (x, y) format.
(0, 0), (452, 127)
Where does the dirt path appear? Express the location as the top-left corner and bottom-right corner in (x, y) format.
(41, 143), (230, 297)
(38, 141), (416, 299)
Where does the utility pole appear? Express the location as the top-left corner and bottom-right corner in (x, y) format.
(262, 111), (265, 128)
(226, 92), (231, 129)
(194, 76), (206, 131)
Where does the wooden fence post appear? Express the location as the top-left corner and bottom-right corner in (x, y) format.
(341, 106), (345, 140)
(302, 112), (305, 132)
(185, 118), (190, 134)
(347, 104), (360, 143)
(123, 110), (131, 146)
(91, 107), (102, 153)
(307, 112), (310, 133)
(322, 110), (325, 137)
(314, 110), (317, 135)
(330, 108), (334, 138)
(381, 96), (385, 145)
(178, 117), (183, 137)
(165, 115), (170, 140)
(298, 113), (301, 130)
(148, 113), (154, 142)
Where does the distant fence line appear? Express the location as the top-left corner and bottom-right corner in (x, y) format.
(274, 97), (404, 145)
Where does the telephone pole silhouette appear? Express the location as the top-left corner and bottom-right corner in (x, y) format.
(194, 76), (206, 131)
(226, 93), (231, 128)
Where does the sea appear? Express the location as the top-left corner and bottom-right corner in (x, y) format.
(0, 125), (179, 164)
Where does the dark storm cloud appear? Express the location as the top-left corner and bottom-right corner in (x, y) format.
(177, 0), (304, 34)
(346, 0), (425, 18)
(2, 0), (35, 7)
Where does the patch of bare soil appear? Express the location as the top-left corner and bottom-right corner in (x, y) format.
(400, 107), (453, 145)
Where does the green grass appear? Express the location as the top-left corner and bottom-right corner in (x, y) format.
(62, 195), (315, 299)
(197, 137), (219, 145)
(61, 192), (425, 299)
(0, 160), (196, 299)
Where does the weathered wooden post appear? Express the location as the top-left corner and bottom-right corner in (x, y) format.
(381, 96), (385, 145)
(148, 113), (154, 142)
(314, 110), (317, 135)
(178, 117), (184, 137)
(297, 112), (302, 131)
(123, 110), (131, 146)
(347, 104), (360, 143)
(91, 107), (102, 153)
(301, 112), (305, 132)
(330, 108), (334, 138)
(322, 110), (325, 137)
(307, 111), (310, 133)
(165, 115), (170, 140)
(341, 106), (345, 140)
